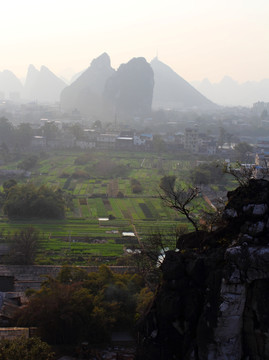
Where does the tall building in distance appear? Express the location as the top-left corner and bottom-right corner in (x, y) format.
(184, 127), (199, 153)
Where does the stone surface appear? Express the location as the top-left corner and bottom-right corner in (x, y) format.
(104, 57), (154, 122)
(137, 179), (269, 360)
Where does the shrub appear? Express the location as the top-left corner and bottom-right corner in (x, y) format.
(72, 170), (89, 179)
(74, 154), (92, 165)
(0, 336), (54, 360)
(132, 184), (143, 193)
(117, 191), (124, 198)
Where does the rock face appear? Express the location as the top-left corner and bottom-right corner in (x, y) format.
(61, 54), (154, 122)
(23, 65), (67, 103)
(60, 53), (115, 118)
(138, 179), (269, 360)
(104, 57), (154, 121)
(150, 57), (216, 110)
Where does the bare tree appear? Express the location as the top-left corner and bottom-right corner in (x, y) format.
(135, 228), (178, 290)
(200, 197), (226, 232)
(224, 161), (256, 187)
(159, 179), (200, 232)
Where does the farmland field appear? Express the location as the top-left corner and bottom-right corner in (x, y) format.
(0, 149), (218, 265)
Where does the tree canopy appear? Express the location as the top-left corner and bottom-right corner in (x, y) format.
(4, 226), (39, 265)
(0, 336), (54, 360)
(16, 265), (146, 345)
(3, 184), (65, 219)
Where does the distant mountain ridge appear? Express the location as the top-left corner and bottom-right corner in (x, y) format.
(61, 53), (154, 121)
(60, 53), (214, 121)
(0, 70), (23, 99)
(60, 53), (115, 119)
(23, 65), (66, 103)
(192, 76), (269, 106)
(150, 57), (216, 110)
(2, 54), (268, 108)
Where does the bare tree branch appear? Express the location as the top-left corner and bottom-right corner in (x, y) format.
(159, 178), (200, 231)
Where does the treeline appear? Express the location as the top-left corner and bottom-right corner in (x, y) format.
(16, 265), (153, 345)
(1, 181), (66, 219)
(190, 161), (226, 185)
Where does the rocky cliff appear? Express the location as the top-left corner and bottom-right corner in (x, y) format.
(61, 54), (154, 122)
(138, 179), (269, 360)
(60, 52), (115, 119)
(104, 57), (154, 122)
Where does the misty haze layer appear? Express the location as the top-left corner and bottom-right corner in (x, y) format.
(192, 77), (269, 107)
(1, 54), (269, 108)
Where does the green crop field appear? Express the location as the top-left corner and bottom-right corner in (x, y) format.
(0, 149), (220, 265)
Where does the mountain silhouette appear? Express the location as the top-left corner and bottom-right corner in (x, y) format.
(104, 57), (154, 121)
(192, 77), (269, 106)
(23, 65), (66, 103)
(60, 53), (115, 118)
(0, 70), (23, 99)
(150, 57), (216, 110)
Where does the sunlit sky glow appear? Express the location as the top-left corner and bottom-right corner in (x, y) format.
(1, 0), (269, 83)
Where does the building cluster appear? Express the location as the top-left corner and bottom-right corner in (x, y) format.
(30, 120), (220, 155)
(2, 99), (269, 156)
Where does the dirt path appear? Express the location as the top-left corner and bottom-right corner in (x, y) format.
(132, 223), (143, 249)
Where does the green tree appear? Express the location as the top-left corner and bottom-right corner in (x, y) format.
(234, 142), (253, 162)
(69, 123), (84, 140)
(191, 167), (211, 185)
(41, 122), (59, 144)
(0, 117), (14, 145)
(15, 123), (33, 149)
(0, 142), (10, 163)
(159, 175), (176, 194)
(5, 226), (39, 265)
(0, 336), (54, 360)
(190, 161), (225, 185)
(18, 155), (39, 171)
(16, 266), (145, 344)
(93, 119), (102, 130)
(152, 134), (165, 153)
(16, 279), (99, 344)
(3, 184), (65, 219)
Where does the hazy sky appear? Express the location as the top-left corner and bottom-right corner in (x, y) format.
(1, 0), (268, 83)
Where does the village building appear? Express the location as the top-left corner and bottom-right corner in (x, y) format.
(184, 127), (199, 153)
